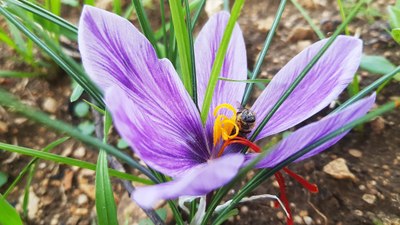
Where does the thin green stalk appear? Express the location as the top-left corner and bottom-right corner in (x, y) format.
(113, 0), (122, 15)
(0, 141), (152, 185)
(291, 0), (325, 39)
(337, 0), (350, 35)
(84, 0), (95, 5)
(22, 165), (35, 218)
(191, 0), (206, 30)
(131, 0), (161, 56)
(3, 137), (70, 198)
(241, 0), (287, 106)
(248, 0), (366, 142)
(200, 0), (245, 123)
(184, 0), (197, 105)
(169, 0), (193, 97)
(224, 0), (230, 11)
(5, 0), (77, 36)
(160, 0), (168, 56)
(215, 100), (399, 221)
(0, 88), (158, 183)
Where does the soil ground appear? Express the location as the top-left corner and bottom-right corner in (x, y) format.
(0, 0), (399, 225)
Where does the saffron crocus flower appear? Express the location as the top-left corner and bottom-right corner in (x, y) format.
(78, 6), (375, 209)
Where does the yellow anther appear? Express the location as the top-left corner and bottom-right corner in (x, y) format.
(213, 103), (237, 119)
(213, 103), (240, 146)
(221, 120), (239, 140)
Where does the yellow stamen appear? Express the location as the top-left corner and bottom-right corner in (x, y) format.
(213, 103), (239, 146)
(213, 103), (237, 118)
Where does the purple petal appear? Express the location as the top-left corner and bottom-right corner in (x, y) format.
(194, 12), (247, 148)
(105, 86), (209, 177)
(251, 36), (363, 139)
(246, 93), (375, 168)
(79, 6), (210, 176)
(132, 154), (245, 209)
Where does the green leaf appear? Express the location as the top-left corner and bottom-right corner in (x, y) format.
(70, 84), (84, 102)
(138, 208), (167, 225)
(0, 172), (8, 188)
(96, 110), (118, 225)
(78, 121), (95, 135)
(74, 102), (90, 118)
(0, 194), (23, 225)
(117, 138), (129, 149)
(95, 151), (119, 225)
(388, 5), (400, 28)
(169, 0), (193, 97)
(360, 55), (400, 81)
(392, 28), (400, 44)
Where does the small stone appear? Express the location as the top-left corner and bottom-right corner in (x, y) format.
(205, 0), (223, 17)
(62, 170), (74, 191)
(42, 97), (58, 114)
(287, 27), (315, 42)
(77, 194), (88, 205)
(370, 117), (385, 134)
(276, 211), (285, 220)
(382, 165), (389, 170)
(256, 17), (274, 32)
(0, 121), (8, 133)
(348, 149), (362, 158)
(298, 0), (316, 9)
(240, 206), (249, 214)
(294, 215), (303, 224)
(323, 158), (356, 181)
(362, 194), (376, 204)
(73, 146), (86, 158)
(296, 40), (312, 52)
(303, 216), (313, 225)
(299, 210), (308, 217)
(359, 185), (366, 191)
(354, 210), (363, 216)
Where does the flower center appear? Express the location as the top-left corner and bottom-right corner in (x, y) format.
(213, 103), (239, 146)
(213, 103), (261, 157)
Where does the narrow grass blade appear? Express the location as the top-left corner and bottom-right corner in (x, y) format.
(95, 110), (119, 225)
(241, 0), (287, 105)
(169, 0), (194, 97)
(218, 77), (270, 83)
(96, 149), (119, 225)
(3, 137), (70, 198)
(184, 0), (197, 104)
(200, 0), (245, 123)
(131, 0), (161, 56)
(0, 141), (152, 184)
(4, 0), (78, 36)
(113, 0), (122, 15)
(0, 88), (157, 183)
(0, 70), (37, 78)
(0, 194), (23, 225)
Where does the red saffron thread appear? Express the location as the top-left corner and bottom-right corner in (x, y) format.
(274, 171), (293, 225)
(283, 167), (319, 193)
